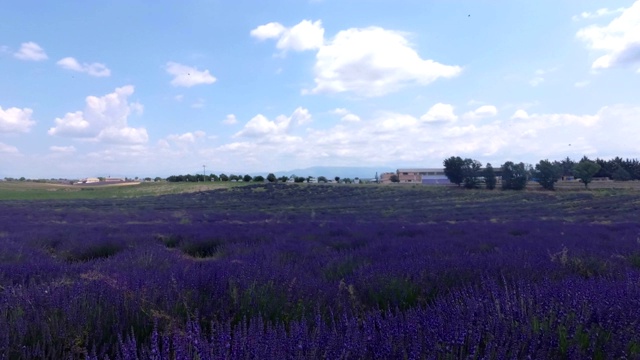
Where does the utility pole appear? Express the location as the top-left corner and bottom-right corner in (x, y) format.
(203, 165), (206, 181)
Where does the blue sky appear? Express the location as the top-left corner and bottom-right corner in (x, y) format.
(1, 0), (639, 178)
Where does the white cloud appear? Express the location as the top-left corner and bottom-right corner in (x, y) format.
(48, 85), (148, 145)
(234, 107), (310, 142)
(56, 57), (111, 77)
(308, 26), (462, 96)
(14, 42), (48, 61)
(572, 7), (626, 21)
(0, 106), (36, 133)
(291, 107), (312, 124)
(463, 105), (498, 120)
(511, 110), (529, 119)
(167, 131), (206, 144)
(574, 80), (590, 87)
(50, 145), (76, 153)
(250, 22), (286, 40)
(341, 113), (361, 122)
(165, 62), (217, 87)
(420, 103), (457, 123)
(331, 108), (360, 122)
(97, 127), (148, 144)
(223, 114), (238, 125)
(577, 2), (640, 70)
(0, 142), (19, 154)
(251, 20), (324, 52)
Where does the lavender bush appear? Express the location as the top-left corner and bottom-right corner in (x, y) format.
(1, 184), (640, 359)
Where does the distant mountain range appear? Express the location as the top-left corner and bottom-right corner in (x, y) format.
(262, 166), (396, 179)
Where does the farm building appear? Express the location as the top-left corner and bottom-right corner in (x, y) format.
(398, 168), (448, 184)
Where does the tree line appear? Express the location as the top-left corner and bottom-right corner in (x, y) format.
(165, 174), (363, 184)
(443, 156), (640, 190)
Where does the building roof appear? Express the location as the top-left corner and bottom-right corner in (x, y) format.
(397, 168), (444, 173)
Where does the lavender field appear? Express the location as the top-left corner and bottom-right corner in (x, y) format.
(2, 184), (640, 359)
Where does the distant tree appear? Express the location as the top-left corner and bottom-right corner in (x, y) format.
(335, 176), (340, 183)
(154, 177), (162, 182)
(554, 157), (575, 178)
(390, 174), (399, 183)
(19, 177), (26, 181)
(229, 174), (239, 182)
(318, 176), (328, 183)
(501, 161), (528, 190)
(219, 173), (229, 181)
(253, 175), (265, 182)
(210, 174), (219, 181)
(573, 160), (601, 189)
(243, 174), (252, 182)
(534, 159), (562, 190)
(462, 158), (483, 189)
(98, 177), (106, 181)
(144, 177), (152, 182)
(294, 176), (305, 183)
(267, 173), (276, 183)
(443, 156), (465, 186)
(343, 178), (352, 184)
(611, 167), (631, 181)
(483, 163), (497, 190)
(278, 176), (289, 182)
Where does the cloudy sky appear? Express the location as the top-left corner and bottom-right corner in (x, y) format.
(1, 0), (639, 178)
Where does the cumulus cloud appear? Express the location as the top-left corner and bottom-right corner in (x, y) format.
(332, 108), (361, 122)
(56, 57), (111, 77)
(251, 20), (324, 51)
(0, 142), (19, 154)
(49, 145), (76, 153)
(165, 62), (217, 87)
(234, 107), (311, 143)
(223, 114), (238, 125)
(572, 7), (626, 21)
(167, 131), (206, 144)
(196, 103), (640, 173)
(511, 110), (529, 119)
(14, 42), (48, 61)
(577, 2), (640, 70)
(48, 85), (148, 145)
(308, 26), (462, 96)
(463, 105), (498, 120)
(0, 106), (36, 133)
(420, 103), (458, 123)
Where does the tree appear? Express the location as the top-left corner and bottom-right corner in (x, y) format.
(443, 156), (465, 186)
(229, 174), (239, 181)
(501, 161), (528, 190)
(554, 157), (575, 179)
(154, 177), (162, 182)
(462, 158), (483, 189)
(294, 176), (305, 183)
(278, 176), (289, 183)
(243, 174), (252, 182)
(318, 176), (327, 183)
(210, 174), (219, 182)
(390, 174), (399, 183)
(534, 159), (562, 190)
(334, 176), (340, 183)
(253, 175), (265, 182)
(219, 173), (229, 181)
(612, 167), (631, 181)
(573, 160), (601, 189)
(267, 173), (276, 183)
(483, 163), (497, 190)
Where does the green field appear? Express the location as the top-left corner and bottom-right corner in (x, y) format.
(0, 181), (244, 200)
